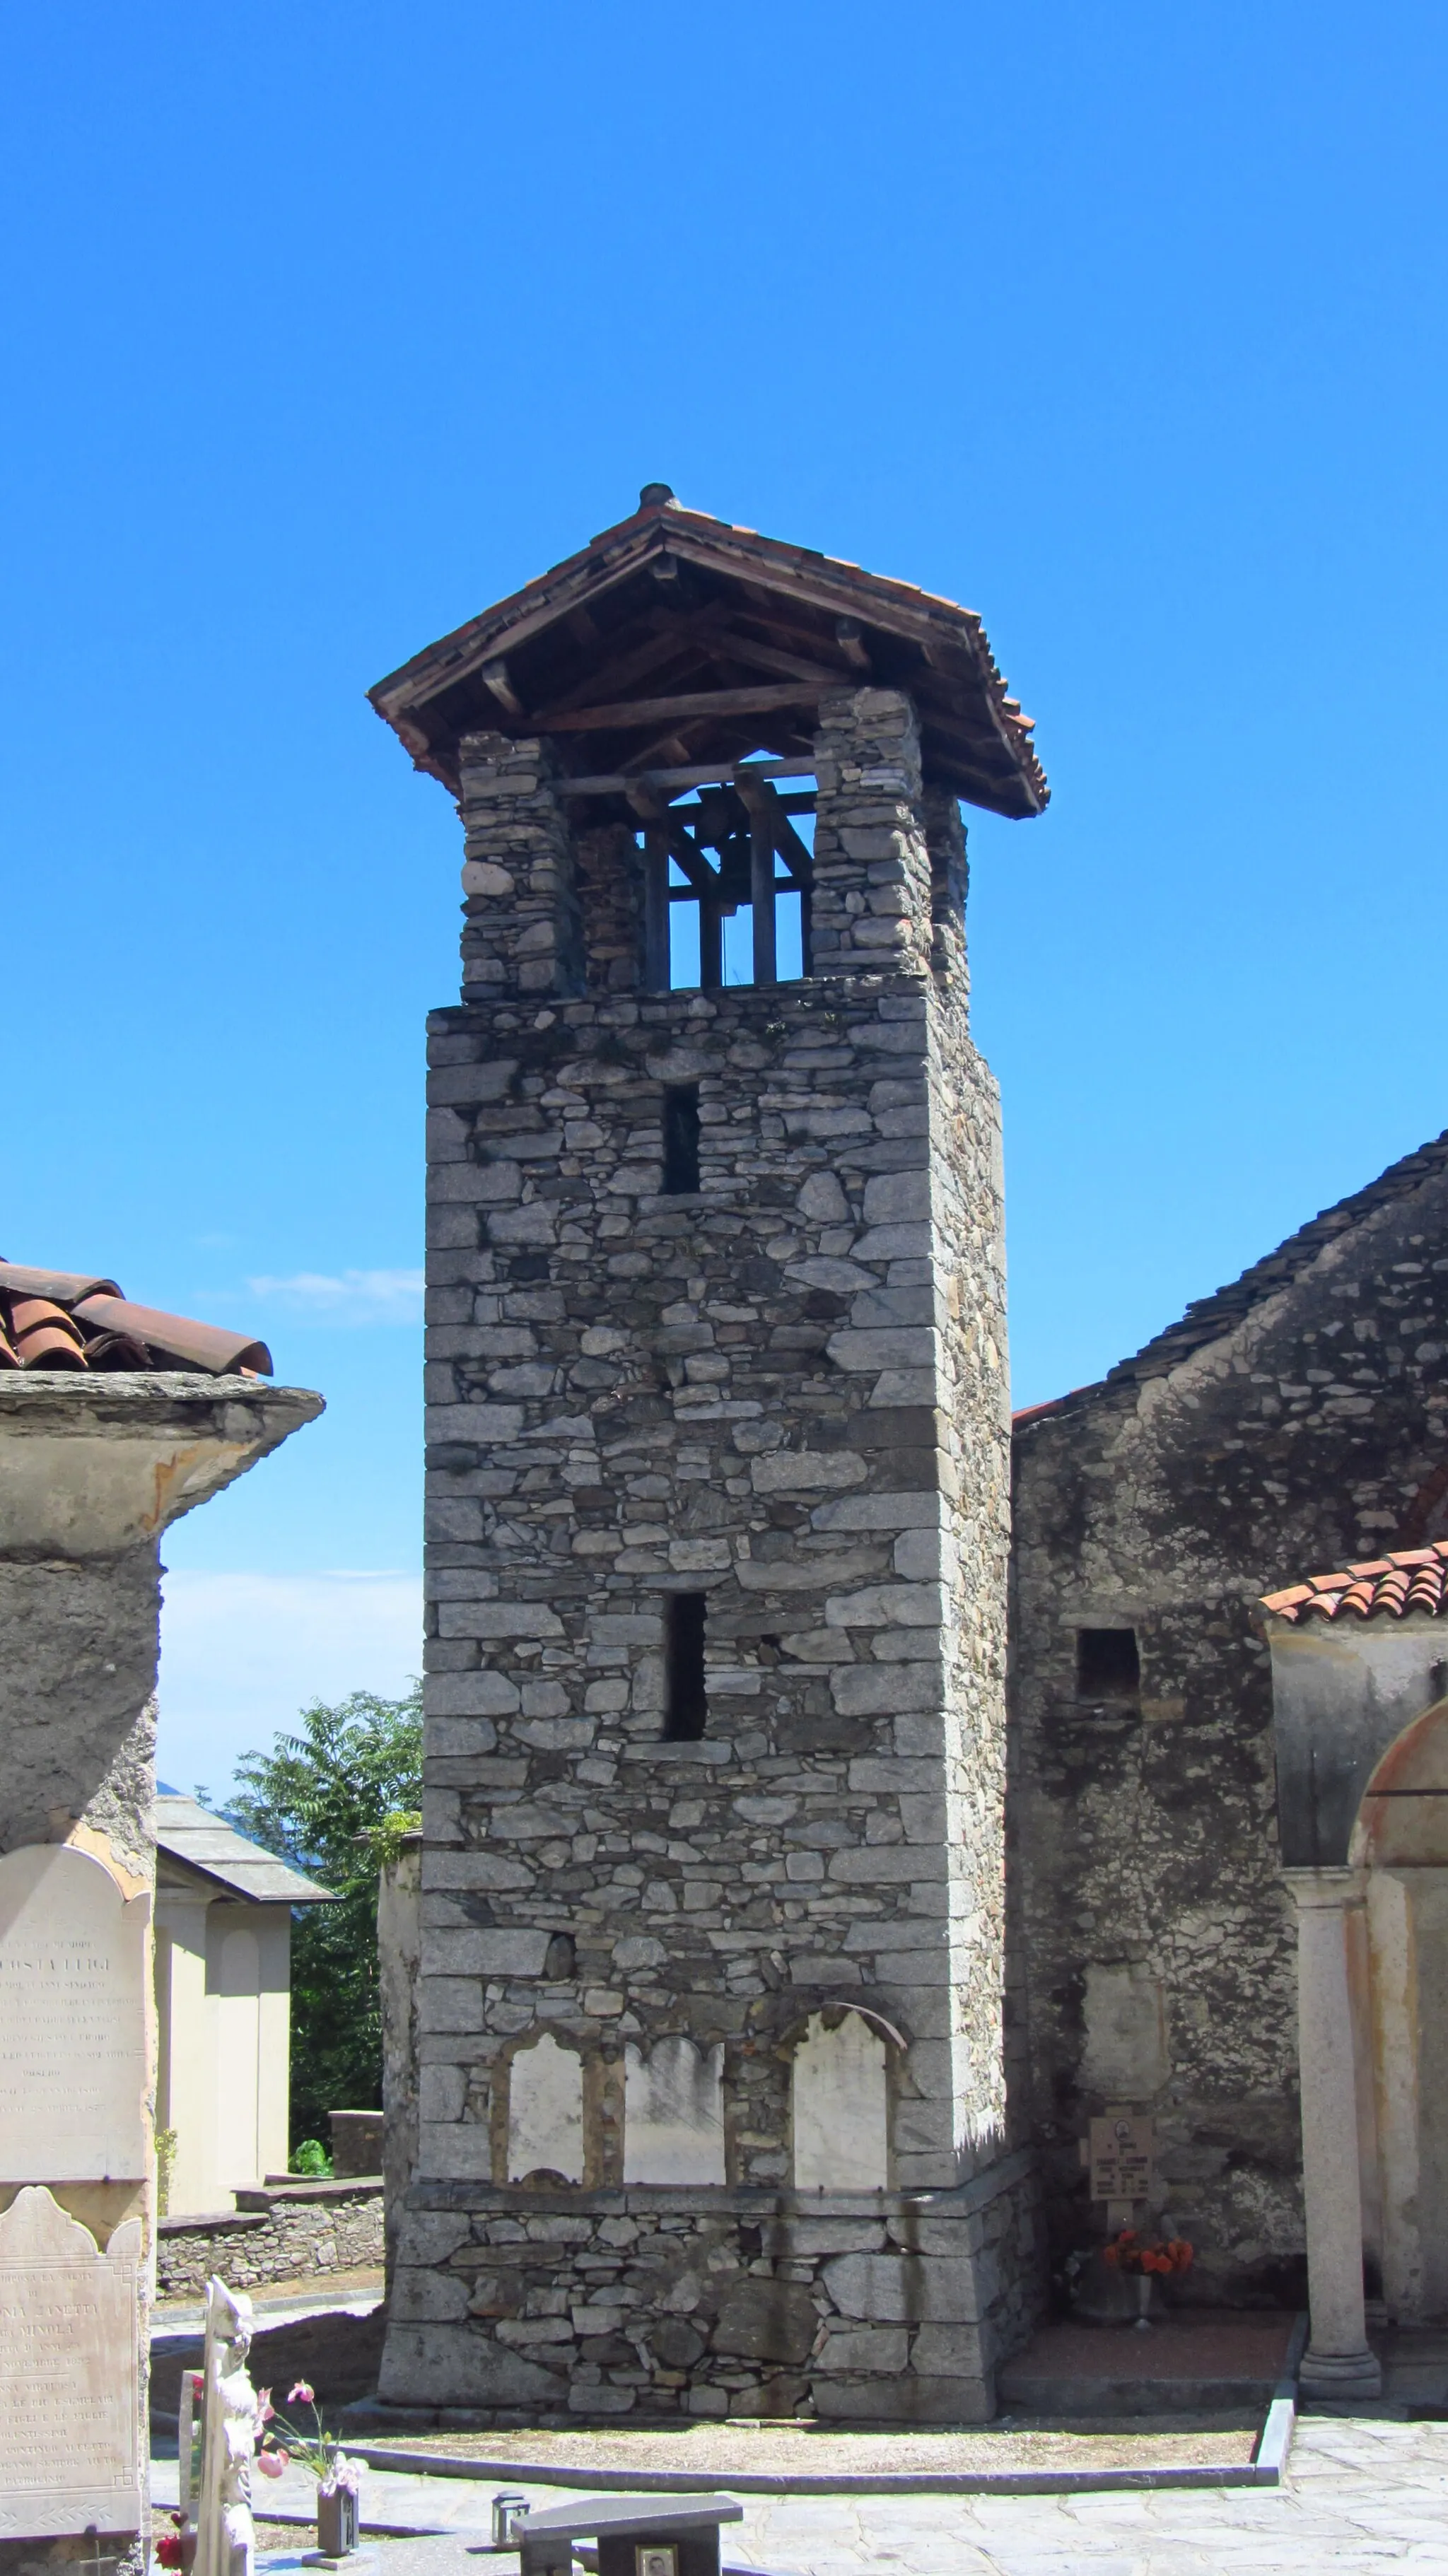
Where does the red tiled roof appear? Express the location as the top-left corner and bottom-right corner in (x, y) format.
(1261, 1541), (1448, 1625)
(0, 1261), (272, 1376)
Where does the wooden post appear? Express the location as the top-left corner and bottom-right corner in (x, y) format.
(699, 892), (723, 990)
(747, 801), (776, 986)
(643, 826), (670, 991)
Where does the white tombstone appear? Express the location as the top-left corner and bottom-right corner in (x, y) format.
(194, 2277), (259, 2576)
(791, 2010), (889, 2189)
(0, 1844), (148, 2181)
(0, 2186), (143, 2541)
(507, 2032), (585, 2182)
(624, 2037), (725, 2182)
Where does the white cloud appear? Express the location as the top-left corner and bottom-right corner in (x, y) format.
(158, 1570), (424, 1801)
(246, 1267), (426, 1323)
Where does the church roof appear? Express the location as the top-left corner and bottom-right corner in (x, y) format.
(0, 1260), (272, 1375)
(1015, 1124), (1448, 1434)
(369, 488), (1048, 820)
(1261, 1540), (1448, 1625)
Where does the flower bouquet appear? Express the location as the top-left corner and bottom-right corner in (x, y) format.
(1102, 2230), (1193, 2327)
(256, 2380), (363, 2555)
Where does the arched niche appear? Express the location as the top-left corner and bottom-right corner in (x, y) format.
(506, 2031), (585, 2184)
(623, 2037), (725, 2183)
(1351, 1693), (1448, 1868)
(790, 2008), (892, 2190)
(1348, 1696), (1448, 2321)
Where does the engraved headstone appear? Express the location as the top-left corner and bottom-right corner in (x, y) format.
(0, 1844), (148, 2180)
(507, 2033), (584, 2183)
(792, 2011), (889, 2189)
(0, 2185), (142, 2541)
(624, 2038), (725, 2184)
(1089, 2112), (1155, 2219)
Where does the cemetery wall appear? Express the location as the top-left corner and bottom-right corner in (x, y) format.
(1010, 1137), (1448, 2307)
(156, 2181), (385, 2300)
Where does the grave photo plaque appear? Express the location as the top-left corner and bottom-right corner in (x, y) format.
(0, 2186), (143, 2539)
(1089, 2114), (1155, 2208)
(0, 1843), (148, 2182)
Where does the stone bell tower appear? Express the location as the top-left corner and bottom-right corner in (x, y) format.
(371, 488), (1049, 2424)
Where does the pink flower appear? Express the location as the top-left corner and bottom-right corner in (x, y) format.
(255, 2449), (288, 2479)
(255, 2387), (275, 2423)
(288, 2381), (315, 2406)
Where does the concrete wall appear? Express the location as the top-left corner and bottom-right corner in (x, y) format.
(1010, 1149), (1448, 2306)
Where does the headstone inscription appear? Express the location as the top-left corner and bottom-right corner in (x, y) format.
(0, 2185), (142, 2541)
(1088, 2114), (1155, 2229)
(0, 1843), (148, 2179)
(195, 2277), (258, 2576)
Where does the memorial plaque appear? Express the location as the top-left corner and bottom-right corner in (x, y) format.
(0, 1844), (148, 2180)
(0, 2186), (142, 2539)
(1089, 2114), (1155, 2206)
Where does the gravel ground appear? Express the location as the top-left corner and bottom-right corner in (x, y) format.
(361, 2420), (1261, 2476)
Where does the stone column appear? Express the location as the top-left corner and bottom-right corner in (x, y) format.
(1287, 1867), (1382, 2398)
(457, 730), (582, 1001)
(809, 688), (934, 977)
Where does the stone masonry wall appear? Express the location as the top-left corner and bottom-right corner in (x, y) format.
(385, 2155), (1039, 2427)
(1010, 1147), (1448, 2308)
(156, 2184), (384, 2302)
(385, 687), (1028, 2423)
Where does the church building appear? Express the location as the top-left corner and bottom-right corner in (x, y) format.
(369, 486), (1448, 2421)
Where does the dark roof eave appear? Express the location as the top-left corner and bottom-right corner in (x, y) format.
(368, 501), (1048, 819)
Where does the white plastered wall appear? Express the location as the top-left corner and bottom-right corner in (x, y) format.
(153, 1890), (292, 2213)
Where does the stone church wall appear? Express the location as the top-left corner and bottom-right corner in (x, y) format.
(1010, 1142), (1448, 2307)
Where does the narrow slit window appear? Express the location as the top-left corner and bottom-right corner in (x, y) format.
(1075, 1627), (1140, 1701)
(662, 1085), (701, 1195)
(664, 1593), (707, 1741)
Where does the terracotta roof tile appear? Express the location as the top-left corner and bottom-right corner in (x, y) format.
(1261, 1540), (1448, 1624)
(0, 1260), (272, 1377)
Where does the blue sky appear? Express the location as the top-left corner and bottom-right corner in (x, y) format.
(4, 4), (1445, 1793)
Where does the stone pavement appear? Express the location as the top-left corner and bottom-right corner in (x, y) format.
(158, 2413), (1448, 2573)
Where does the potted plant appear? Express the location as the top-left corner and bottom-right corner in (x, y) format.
(1102, 2229), (1193, 2327)
(255, 2379), (363, 2555)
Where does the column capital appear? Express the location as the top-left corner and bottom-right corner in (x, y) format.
(1283, 1865), (1365, 1910)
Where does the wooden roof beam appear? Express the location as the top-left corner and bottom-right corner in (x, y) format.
(539, 682), (820, 734)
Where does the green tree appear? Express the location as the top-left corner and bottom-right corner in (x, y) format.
(224, 1687), (422, 2149)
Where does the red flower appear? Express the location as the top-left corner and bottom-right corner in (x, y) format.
(156, 2537), (185, 2567)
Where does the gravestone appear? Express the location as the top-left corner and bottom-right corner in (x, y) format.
(0, 2186), (142, 2541)
(791, 2012), (889, 2189)
(507, 2033), (584, 2183)
(0, 1844), (148, 2179)
(624, 2039), (725, 2184)
(1088, 2114), (1156, 2230)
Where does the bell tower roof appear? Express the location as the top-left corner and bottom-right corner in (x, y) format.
(369, 488), (1047, 819)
